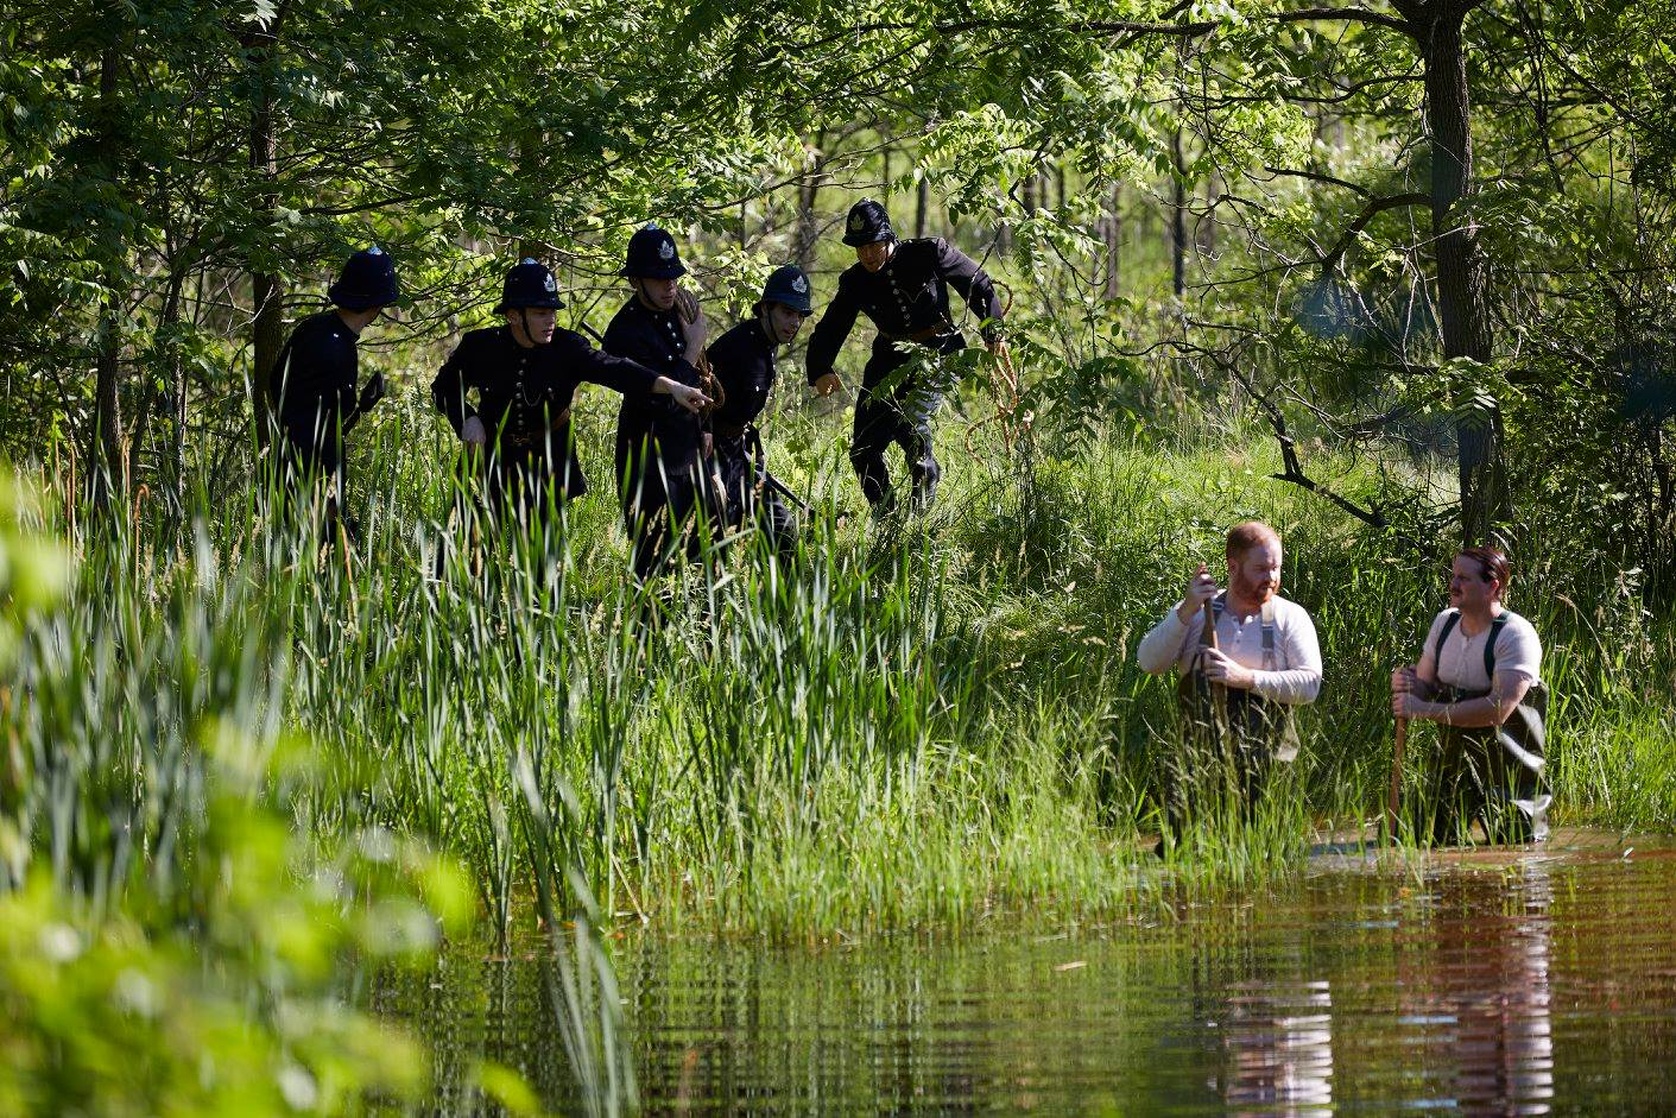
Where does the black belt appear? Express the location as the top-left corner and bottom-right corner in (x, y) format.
(882, 324), (954, 344)
(497, 407), (573, 449)
(711, 419), (754, 441)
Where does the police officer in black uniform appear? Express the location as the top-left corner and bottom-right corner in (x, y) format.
(268, 245), (397, 516)
(705, 264), (814, 558)
(604, 226), (716, 578)
(806, 198), (1006, 512)
(431, 258), (708, 534)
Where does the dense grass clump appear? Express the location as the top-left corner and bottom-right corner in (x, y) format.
(9, 395), (1676, 952)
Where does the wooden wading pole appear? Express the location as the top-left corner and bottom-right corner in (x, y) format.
(1387, 716), (1408, 841)
(1201, 595), (1225, 729)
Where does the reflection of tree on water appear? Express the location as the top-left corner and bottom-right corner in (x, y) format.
(1405, 861), (1554, 1114)
(1217, 978), (1335, 1115)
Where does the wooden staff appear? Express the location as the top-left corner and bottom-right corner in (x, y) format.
(1387, 715), (1408, 841)
(1195, 592), (1227, 732)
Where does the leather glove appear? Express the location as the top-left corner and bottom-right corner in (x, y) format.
(357, 372), (386, 412)
(461, 415), (487, 446)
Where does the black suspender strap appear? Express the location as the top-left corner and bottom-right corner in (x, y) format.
(1484, 612), (1510, 678)
(1260, 598), (1283, 670)
(1432, 609), (1460, 669)
(1207, 596), (1285, 671)
(1432, 608), (1512, 681)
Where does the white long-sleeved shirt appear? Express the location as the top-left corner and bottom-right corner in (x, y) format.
(1136, 595), (1323, 706)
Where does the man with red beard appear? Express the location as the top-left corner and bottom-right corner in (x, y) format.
(1137, 521), (1323, 851)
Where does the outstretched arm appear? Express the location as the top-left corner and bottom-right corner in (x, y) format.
(934, 238), (1003, 342)
(806, 276), (861, 388)
(653, 376), (709, 413)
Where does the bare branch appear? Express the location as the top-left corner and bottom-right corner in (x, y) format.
(1276, 6), (1412, 35)
(1261, 165), (1378, 198)
(1319, 192), (1431, 272)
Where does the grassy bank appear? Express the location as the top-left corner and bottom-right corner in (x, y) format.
(10, 393), (1672, 947)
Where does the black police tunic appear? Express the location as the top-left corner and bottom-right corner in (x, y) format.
(431, 325), (658, 500)
(604, 298), (707, 490)
(705, 317), (796, 547)
(270, 310), (364, 473)
(706, 318), (777, 438)
(804, 237), (1002, 387)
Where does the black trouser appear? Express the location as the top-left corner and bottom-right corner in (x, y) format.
(714, 429), (796, 558)
(617, 434), (716, 580)
(1165, 687), (1290, 838)
(1426, 686), (1548, 845)
(482, 440), (583, 533)
(273, 417), (350, 538)
(850, 332), (963, 509)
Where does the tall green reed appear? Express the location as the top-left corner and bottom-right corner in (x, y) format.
(0, 462), (493, 1113)
(27, 399), (1676, 954)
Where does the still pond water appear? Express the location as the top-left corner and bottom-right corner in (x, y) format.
(393, 831), (1676, 1113)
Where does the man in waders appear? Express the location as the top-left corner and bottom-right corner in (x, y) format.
(604, 225), (716, 579)
(431, 258), (708, 549)
(1391, 546), (1549, 845)
(1136, 521), (1323, 854)
(704, 264), (814, 560)
(805, 198), (1006, 514)
(268, 246), (398, 536)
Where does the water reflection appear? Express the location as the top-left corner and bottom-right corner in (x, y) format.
(371, 840), (1676, 1114)
(1218, 980), (1334, 1115)
(1406, 859), (1554, 1115)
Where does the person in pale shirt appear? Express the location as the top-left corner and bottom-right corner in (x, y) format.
(1137, 521), (1322, 848)
(1392, 545), (1548, 845)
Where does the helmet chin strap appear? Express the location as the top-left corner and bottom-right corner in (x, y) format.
(632, 277), (655, 311)
(512, 307), (548, 347)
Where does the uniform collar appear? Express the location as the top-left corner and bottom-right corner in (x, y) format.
(630, 296), (678, 322)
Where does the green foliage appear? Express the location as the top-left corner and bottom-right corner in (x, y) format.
(0, 466), (530, 1113)
(10, 0), (1676, 1107)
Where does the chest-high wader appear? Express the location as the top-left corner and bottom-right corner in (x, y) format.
(1426, 610), (1550, 845)
(1168, 596), (1299, 837)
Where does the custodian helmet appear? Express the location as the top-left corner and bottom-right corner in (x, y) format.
(841, 199), (894, 247)
(761, 264), (813, 314)
(494, 258), (566, 314)
(620, 225), (688, 279)
(327, 246), (400, 309)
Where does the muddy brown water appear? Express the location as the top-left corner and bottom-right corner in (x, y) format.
(389, 829), (1676, 1113)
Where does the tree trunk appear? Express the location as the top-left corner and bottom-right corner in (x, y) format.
(1198, 171), (1220, 256)
(1022, 173), (1041, 216)
(159, 267), (187, 512)
(89, 46), (126, 511)
(1170, 126), (1188, 299)
(1409, 0), (1505, 543)
(795, 130), (827, 272)
(91, 298), (125, 508)
(248, 13), (285, 451)
(1103, 183), (1123, 300)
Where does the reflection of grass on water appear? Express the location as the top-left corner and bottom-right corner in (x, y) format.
(5, 416), (1676, 1107)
